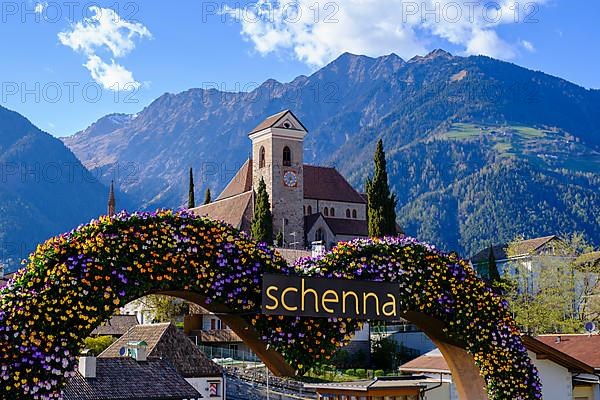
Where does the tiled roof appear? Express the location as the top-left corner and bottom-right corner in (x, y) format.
(190, 191), (253, 230)
(305, 376), (427, 392)
(249, 110), (290, 134)
(212, 162), (365, 205)
(100, 323), (223, 377)
(575, 251), (600, 268)
(304, 165), (366, 203)
(536, 334), (600, 369)
(400, 337), (594, 374)
(399, 349), (450, 374)
(305, 214), (369, 239)
(91, 315), (139, 336)
(217, 159), (253, 201)
(470, 235), (558, 264)
(323, 217), (369, 237)
(62, 357), (201, 400)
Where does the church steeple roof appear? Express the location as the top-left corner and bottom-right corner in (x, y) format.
(248, 109), (308, 135)
(107, 180), (116, 217)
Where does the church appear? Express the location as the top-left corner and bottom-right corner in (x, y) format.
(190, 110), (371, 249)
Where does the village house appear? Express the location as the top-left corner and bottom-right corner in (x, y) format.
(63, 356), (202, 400)
(100, 322), (226, 399)
(470, 235), (569, 278)
(399, 336), (600, 400)
(90, 315), (139, 338)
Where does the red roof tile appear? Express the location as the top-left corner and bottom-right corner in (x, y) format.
(536, 334), (600, 369)
(190, 191), (253, 230)
(400, 337), (594, 374)
(217, 159), (253, 201)
(100, 323), (223, 377)
(399, 351), (450, 374)
(304, 165), (365, 203)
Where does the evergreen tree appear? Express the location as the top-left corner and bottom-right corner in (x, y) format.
(366, 139), (398, 237)
(204, 188), (212, 205)
(488, 245), (501, 282)
(187, 167), (195, 209)
(275, 231), (283, 247)
(251, 178), (273, 244)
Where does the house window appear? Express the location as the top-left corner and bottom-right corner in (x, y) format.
(210, 319), (216, 330)
(315, 228), (325, 242)
(324, 207), (329, 216)
(283, 146), (291, 166)
(259, 146), (266, 168)
(307, 205), (312, 214)
(330, 208), (335, 217)
(352, 209), (357, 219)
(346, 209), (351, 218)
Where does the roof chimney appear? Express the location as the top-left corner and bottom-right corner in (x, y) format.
(555, 336), (561, 344)
(79, 349), (96, 379)
(127, 341), (148, 361)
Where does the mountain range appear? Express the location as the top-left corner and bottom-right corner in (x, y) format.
(0, 106), (110, 272)
(1, 49), (599, 270)
(63, 49), (600, 256)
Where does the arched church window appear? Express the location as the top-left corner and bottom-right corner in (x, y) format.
(259, 146), (266, 168)
(323, 207), (329, 216)
(307, 205), (312, 214)
(352, 209), (357, 219)
(330, 208), (335, 217)
(315, 228), (325, 242)
(346, 209), (351, 218)
(283, 146), (291, 166)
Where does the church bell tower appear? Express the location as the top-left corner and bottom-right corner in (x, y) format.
(248, 110), (306, 246)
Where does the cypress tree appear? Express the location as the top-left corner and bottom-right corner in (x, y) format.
(188, 167), (195, 209)
(204, 188), (212, 205)
(488, 245), (501, 282)
(366, 139), (398, 237)
(251, 178), (273, 244)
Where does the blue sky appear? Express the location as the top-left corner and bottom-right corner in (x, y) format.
(0, 0), (599, 137)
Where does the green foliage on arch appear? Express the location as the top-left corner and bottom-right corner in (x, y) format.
(0, 210), (541, 399)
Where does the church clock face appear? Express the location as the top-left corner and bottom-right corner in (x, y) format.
(283, 171), (298, 187)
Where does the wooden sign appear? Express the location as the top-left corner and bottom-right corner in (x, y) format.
(262, 274), (402, 320)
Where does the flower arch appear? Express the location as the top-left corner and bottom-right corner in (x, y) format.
(0, 211), (541, 399)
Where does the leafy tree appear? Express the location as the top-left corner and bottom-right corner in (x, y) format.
(204, 188), (212, 205)
(371, 337), (400, 371)
(366, 139), (398, 237)
(83, 336), (115, 355)
(188, 167), (195, 208)
(505, 233), (597, 334)
(251, 178), (273, 244)
(132, 295), (188, 323)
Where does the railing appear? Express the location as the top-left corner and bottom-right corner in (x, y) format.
(197, 344), (262, 363)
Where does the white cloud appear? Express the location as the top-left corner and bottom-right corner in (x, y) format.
(466, 29), (516, 59)
(224, 0), (547, 67)
(58, 6), (151, 90)
(84, 55), (141, 90)
(34, 2), (47, 14)
(520, 40), (535, 52)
